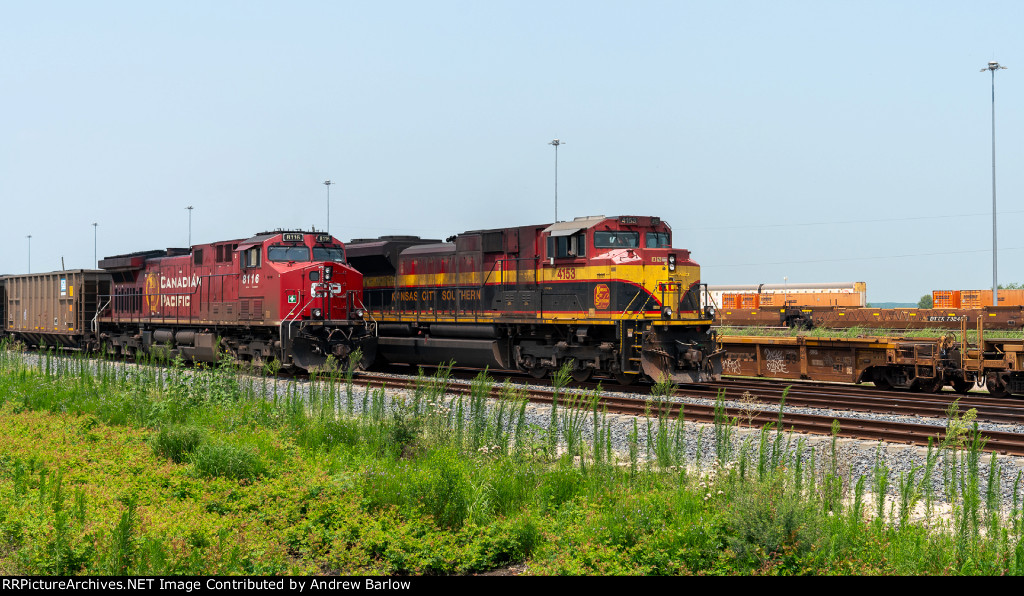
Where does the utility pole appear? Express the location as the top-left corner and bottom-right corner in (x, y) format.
(982, 60), (1007, 306)
(548, 139), (564, 222)
(323, 180), (334, 235)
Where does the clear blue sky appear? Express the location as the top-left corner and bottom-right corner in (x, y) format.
(2, 1), (1022, 302)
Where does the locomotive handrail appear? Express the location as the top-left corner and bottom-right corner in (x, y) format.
(283, 293), (316, 324)
(279, 293), (318, 360)
(487, 256), (540, 289)
(483, 259), (502, 287)
(623, 289), (655, 320)
(123, 271), (236, 326)
(91, 297), (111, 334)
(352, 295), (378, 336)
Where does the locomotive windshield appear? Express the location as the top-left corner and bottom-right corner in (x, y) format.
(312, 246), (346, 262)
(645, 232), (670, 248)
(268, 245), (310, 262)
(594, 231), (639, 249)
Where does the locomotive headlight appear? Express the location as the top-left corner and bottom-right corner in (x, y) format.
(668, 254), (676, 272)
(662, 306), (673, 319)
(324, 265), (333, 281)
(312, 308), (323, 319)
(354, 309), (364, 319)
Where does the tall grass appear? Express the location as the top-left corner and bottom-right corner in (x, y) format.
(4, 341), (1024, 574)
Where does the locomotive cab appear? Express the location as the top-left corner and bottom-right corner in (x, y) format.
(539, 215), (720, 383)
(247, 231), (374, 369)
(562, 216), (706, 321)
(259, 232), (357, 322)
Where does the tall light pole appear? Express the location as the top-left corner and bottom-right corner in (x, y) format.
(93, 223), (98, 269)
(548, 139), (564, 222)
(323, 180), (334, 235)
(27, 235), (31, 273)
(186, 205), (193, 246)
(983, 60), (1007, 306)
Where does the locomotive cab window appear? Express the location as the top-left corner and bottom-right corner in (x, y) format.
(312, 246), (345, 263)
(268, 245), (310, 262)
(243, 246), (262, 268)
(594, 231), (639, 249)
(645, 232), (670, 248)
(547, 232), (586, 259)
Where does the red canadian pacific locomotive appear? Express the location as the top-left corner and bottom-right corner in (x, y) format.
(1, 230), (374, 370)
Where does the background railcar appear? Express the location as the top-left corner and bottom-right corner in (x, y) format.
(706, 282), (867, 310)
(1, 270), (111, 349)
(933, 289), (1024, 309)
(348, 215), (721, 384)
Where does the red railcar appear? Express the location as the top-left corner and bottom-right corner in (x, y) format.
(97, 230), (374, 370)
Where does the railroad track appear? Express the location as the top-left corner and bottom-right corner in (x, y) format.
(350, 369), (1024, 456)
(13, 350), (1024, 456)
(376, 363), (1024, 424)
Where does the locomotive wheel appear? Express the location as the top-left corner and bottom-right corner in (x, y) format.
(570, 364), (593, 383)
(614, 372), (637, 386)
(354, 349), (375, 372)
(528, 367), (550, 379)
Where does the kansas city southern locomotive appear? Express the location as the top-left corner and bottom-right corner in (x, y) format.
(1, 230), (374, 371)
(347, 215), (723, 384)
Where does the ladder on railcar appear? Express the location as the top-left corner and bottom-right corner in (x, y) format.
(960, 315), (985, 375)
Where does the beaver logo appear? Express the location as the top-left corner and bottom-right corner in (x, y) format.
(143, 272), (160, 315)
(594, 284), (610, 310)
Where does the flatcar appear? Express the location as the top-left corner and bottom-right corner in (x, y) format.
(718, 322), (1024, 397)
(347, 215), (722, 384)
(715, 305), (1024, 330)
(1, 230), (374, 371)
